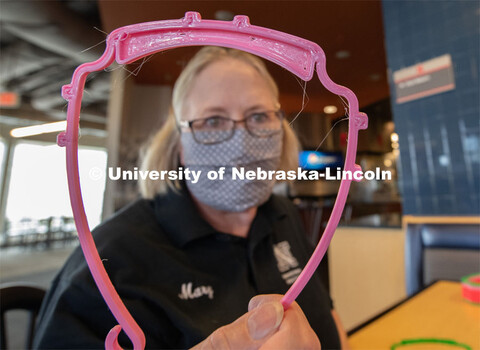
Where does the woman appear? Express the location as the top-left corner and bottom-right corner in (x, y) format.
(34, 47), (348, 349)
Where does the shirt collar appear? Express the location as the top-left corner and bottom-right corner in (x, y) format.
(153, 182), (288, 248)
(153, 183), (215, 247)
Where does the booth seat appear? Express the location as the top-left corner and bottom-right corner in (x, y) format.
(405, 223), (480, 295)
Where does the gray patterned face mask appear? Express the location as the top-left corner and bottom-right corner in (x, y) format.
(181, 128), (283, 212)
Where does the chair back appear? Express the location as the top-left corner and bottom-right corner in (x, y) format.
(0, 284), (46, 349)
(405, 224), (480, 295)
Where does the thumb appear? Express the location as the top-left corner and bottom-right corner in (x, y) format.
(247, 301), (284, 340)
(192, 300), (284, 350)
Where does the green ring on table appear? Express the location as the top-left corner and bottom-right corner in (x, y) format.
(391, 338), (472, 350)
(461, 273), (480, 287)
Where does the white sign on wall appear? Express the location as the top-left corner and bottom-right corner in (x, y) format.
(393, 54), (455, 104)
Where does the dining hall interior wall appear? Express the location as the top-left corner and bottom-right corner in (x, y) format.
(102, 68), (172, 219)
(382, 1), (480, 215)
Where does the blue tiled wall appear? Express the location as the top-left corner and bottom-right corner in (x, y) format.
(382, 1), (480, 215)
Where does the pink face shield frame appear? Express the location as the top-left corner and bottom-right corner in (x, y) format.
(58, 12), (368, 350)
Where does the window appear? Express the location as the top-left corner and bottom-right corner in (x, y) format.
(0, 139), (5, 186)
(5, 141), (107, 232)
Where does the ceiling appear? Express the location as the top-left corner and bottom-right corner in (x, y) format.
(0, 0), (107, 130)
(0, 0), (390, 131)
(98, 0), (390, 116)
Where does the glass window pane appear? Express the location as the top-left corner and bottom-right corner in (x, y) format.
(5, 141), (107, 232)
(0, 139), (5, 186)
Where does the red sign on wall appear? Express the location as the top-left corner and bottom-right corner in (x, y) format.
(393, 54), (455, 104)
(0, 91), (20, 108)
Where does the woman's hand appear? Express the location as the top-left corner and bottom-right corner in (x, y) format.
(191, 294), (321, 350)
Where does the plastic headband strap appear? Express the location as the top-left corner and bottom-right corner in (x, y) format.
(59, 11), (368, 350)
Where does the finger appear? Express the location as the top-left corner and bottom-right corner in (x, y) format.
(248, 294), (305, 315)
(248, 294), (283, 312)
(247, 301), (284, 340)
(259, 309), (321, 350)
(267, 303), (321, 350)
(192, 301), (284, 350)
(249, 295), (312, 329)
(251, 296), (320, 350)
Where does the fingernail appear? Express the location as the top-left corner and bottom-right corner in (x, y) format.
(247, 302), (284, 340)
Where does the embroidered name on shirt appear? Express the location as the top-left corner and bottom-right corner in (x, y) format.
(178, 282), (214, 300)
(273, 241), (301, 285)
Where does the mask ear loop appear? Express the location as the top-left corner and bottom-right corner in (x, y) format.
(59, 12), (367, 350)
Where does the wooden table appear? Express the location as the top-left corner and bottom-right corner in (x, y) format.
(348, 281), (480, 349)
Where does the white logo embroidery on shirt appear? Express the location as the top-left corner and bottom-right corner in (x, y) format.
(178, 282), (214, 300)
(273, 241), (301, 285)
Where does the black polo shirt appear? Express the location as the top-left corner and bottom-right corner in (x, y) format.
(33, 186), (340, 349)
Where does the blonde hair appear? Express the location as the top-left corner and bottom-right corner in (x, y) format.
(139, 46), (300, 198)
